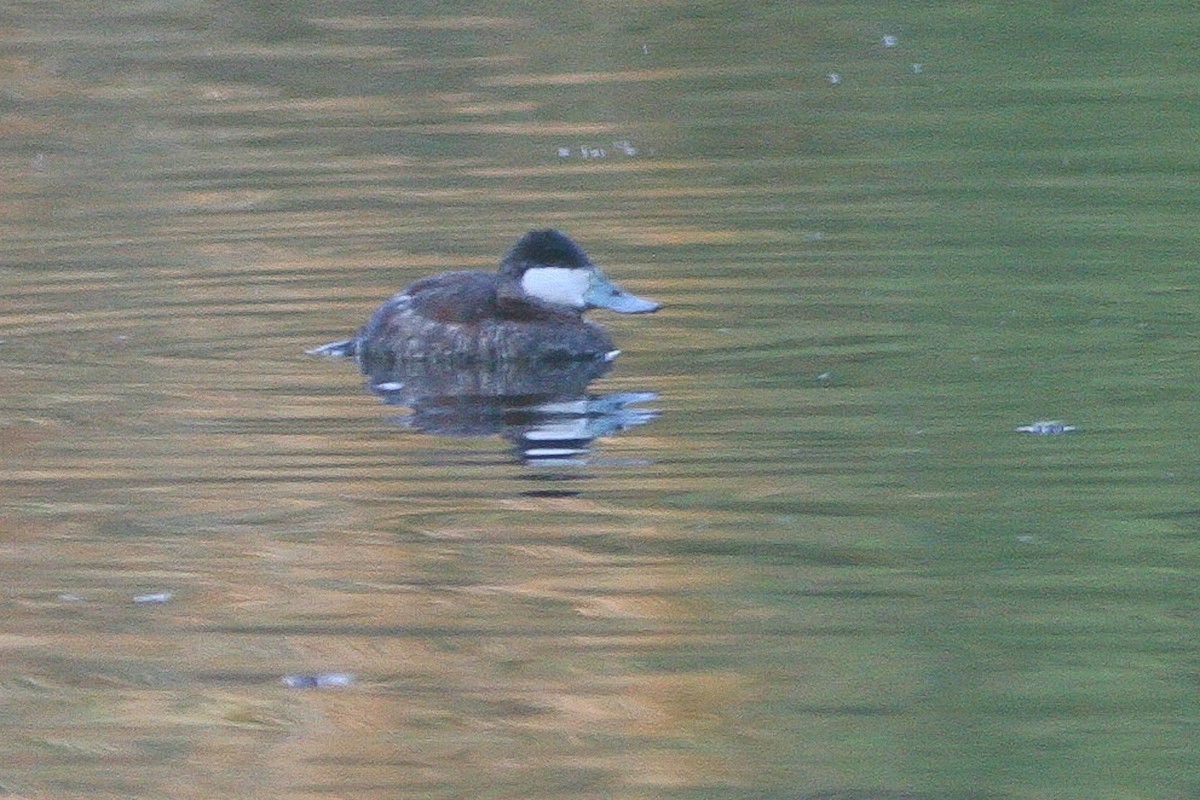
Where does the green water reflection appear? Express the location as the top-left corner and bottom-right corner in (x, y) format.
(1, 2), (1198, 799)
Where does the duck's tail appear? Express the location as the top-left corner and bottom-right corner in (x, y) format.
(306, 338), (358, 358)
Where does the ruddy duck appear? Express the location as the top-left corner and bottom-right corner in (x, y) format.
(310, 229), (660, 366)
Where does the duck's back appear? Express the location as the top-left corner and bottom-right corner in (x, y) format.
(404, 271), (500, 324)
(356, 270), (614, 366)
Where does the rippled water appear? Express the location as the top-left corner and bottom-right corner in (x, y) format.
(2, 3), (1198, 799)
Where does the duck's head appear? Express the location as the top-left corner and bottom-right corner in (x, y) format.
(499, 229), (660, 314)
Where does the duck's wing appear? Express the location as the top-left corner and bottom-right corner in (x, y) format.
(403, 271), (573, 324)
(404, 271), (500, 324)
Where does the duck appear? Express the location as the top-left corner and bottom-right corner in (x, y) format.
(309, 229), (660, 367)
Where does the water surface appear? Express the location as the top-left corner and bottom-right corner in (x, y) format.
(2, 3), (1198, 799)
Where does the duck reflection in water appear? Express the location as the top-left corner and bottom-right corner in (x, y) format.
(309, 230), (661, 464)
(367, 358), (659, 465)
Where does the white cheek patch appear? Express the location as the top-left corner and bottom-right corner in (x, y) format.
(520, 267), (590, 308)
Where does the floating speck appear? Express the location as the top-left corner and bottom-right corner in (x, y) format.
(132, 591), (173, 604)
(882, 35), (898, 47)
(558, 141), (642, 159)
(1016, 421), (1076, 436)
(282, 672), (355, 689)
(613, 139), (638, 156)
(827, 72), (842, 85)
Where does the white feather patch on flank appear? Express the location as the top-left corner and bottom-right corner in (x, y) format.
(520, 267), (591, 308)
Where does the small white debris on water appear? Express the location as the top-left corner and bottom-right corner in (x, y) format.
(882, 35), (898, 47)
(556, 140), (641, 159)
(281, 672), (355, 688)
(1015, 421), (1076, 436)
(132, 591), (173, 604)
